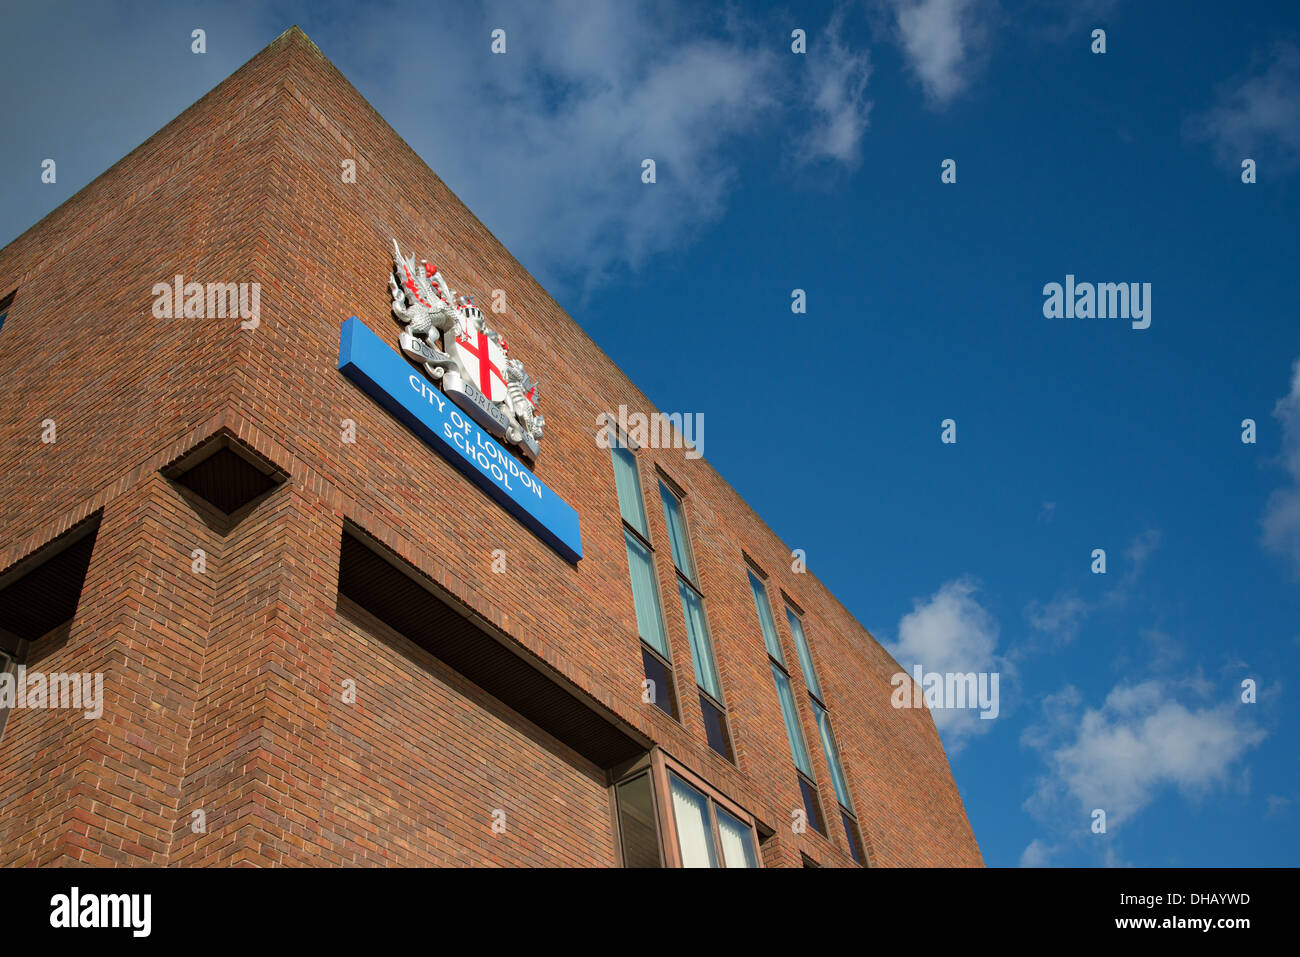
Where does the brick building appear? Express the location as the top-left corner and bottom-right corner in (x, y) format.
(0, 27), (981, 867)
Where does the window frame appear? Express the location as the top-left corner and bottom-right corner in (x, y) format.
(609, 754), (669, 868)
(652, 751), (762, 869)
(786, 602), (868, 866)
(608, 434), (680, 720)
(747, 564), (826, 836)
(659, 479), (734, 762)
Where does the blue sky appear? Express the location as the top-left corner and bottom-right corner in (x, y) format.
(3, 0), (1299, 867)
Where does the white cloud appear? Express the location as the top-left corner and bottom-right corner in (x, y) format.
(1262, 358), (1300, 577)
(800, 12), (873, 165)
(884, 0), (989, 106)
(1025, 679), (1266, 830)
(1019, 838), (1055, 867)
(1025, 592), (1088, 645)
(351, 1), (882, 296)
(883, 577), (1002, 750)
(1188, 42), (1300, 170)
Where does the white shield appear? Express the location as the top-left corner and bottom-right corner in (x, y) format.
(451, 312), (508, 403)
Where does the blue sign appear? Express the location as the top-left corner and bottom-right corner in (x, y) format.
(338, 316), (582, 563)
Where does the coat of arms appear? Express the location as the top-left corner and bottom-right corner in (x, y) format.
(388, 239), (544, 461)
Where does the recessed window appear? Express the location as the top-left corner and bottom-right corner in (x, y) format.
(841, 809), (865, 864)
(624, 530), (669, 658)
(797, 774), (824, 835)
(641, 646), (675, 717)
(609, 441), (678, 719)
(748, 571), (785, 664)
(699, 692), (731, 761)
(659, 481), (695, 579)
(661, 481), (732, 762)
(611, 444), (649, 537)
(786, 607), (823, 700)
(770, 662), (814, 778)
(793, 604), (866, 865)
(751, 570), (825, 835)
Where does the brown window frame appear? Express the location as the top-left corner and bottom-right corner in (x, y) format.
(658, 479), (735, 763)
(608, 431), (681, 722)
(786, 601), (868, 866)
(748, 563), (827, 836)
(652, 750), (763, 868)
(609, 754), (670, 868)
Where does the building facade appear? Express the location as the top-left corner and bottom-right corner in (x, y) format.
(0, 28), (981, 867)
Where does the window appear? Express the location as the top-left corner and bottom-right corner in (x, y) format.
(749, 570), (823, 834)
(614, 771), (662, 868)
(748, 570), (784, 664)
(609, 441), (676, 717)
(786, 607), (822, 699)
(661, 481), (732, 761)
(790, 605), (866, 865)
(0, 288), (13, 336)
(668, 772), (758, 868)
(612, 752), (763, 868)
(611, 444), (649, 537)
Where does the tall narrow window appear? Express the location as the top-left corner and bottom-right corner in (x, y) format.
(748, 570), (784, 663)
(789, 605), (866, 864)
(610, 442), (676, 717)
(661, 482), (731, 760)
(749, 569), (822, 834)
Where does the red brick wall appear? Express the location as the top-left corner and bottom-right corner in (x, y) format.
(0, 27), (981, 867)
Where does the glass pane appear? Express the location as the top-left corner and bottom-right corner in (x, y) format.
(786, 608), (823, 700)
(610, 444), (648, 537)
(625, 530), (669, 657)
(748, 572), (784, 664)
(679, 580), (721, 701)
(841, 810), (864, 865)
(641, 646), (675, 717)
(798, 775), (824, 835)
(771, 662), (813, 776)
(615, 773), (661, 868)
(814, 700), (853, 811)
(716, 807), (758, 868)
(699, 693), (731, 761)
(669, 773), (718, 868)
(659, 483), (695, 580)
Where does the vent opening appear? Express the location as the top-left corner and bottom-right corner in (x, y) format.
(162, 431), (286, 518)
(337, 523), (646, 770)
(0, 512), (101, 644)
